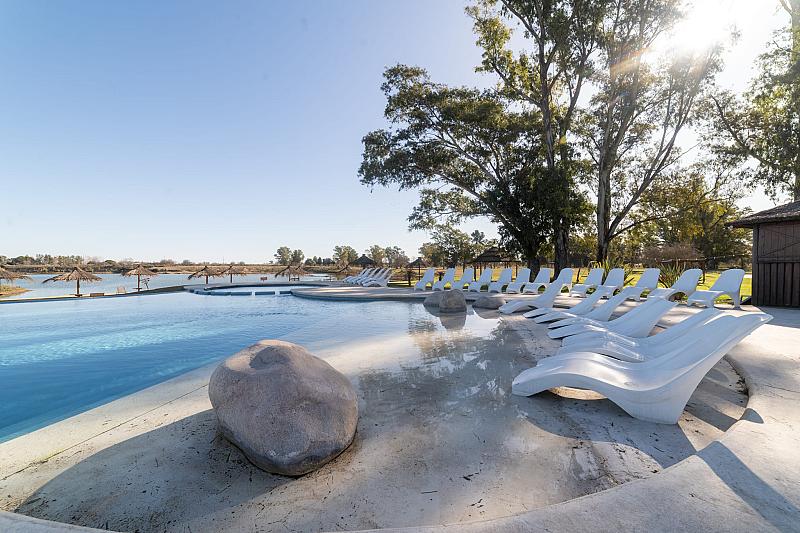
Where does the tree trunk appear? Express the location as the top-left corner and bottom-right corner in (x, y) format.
(596, 167), (612, 261)
(554, 219), (569, 272)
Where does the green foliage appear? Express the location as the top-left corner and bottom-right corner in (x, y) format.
(274, 246), (292, 265)
(289, 249), (304, 265)
(418, 226), (483, 267)
(592, 256), (635, 286)
(360, 65), (574, 265)
(332, 245), (358, 266)
(708, 3), (800, 201)
(367, 245), (386, 266)
(383, 246), (410, 268)
(658, 263), (684, 289)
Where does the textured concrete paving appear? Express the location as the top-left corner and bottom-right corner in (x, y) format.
(0, 300), (751, 532)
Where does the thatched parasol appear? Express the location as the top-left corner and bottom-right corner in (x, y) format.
(123, 264), (158, 292)
(188, 265), (223, 284)
(275, 264), (308, 281)
(220, 264), (249, 283)
(0, 265), (32, 284)
(351, 255), (376, 268)
(43, 267), (101, 297)
(408, 257), (427, 277)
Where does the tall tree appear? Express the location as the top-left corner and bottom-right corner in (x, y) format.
(367, 245), (386, 265)
(709, 0), (800, 201)
(586, 0), (721, 260)
(332, 245), (358, 267)
(383, 246), (410, 267)
(470, 0), (608, 269)
(289, 249), (304, 265)
(274, 246), (292, 265)
(360, 66), (573, 269)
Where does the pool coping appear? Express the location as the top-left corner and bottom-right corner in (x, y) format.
(1, 288), (798, 532)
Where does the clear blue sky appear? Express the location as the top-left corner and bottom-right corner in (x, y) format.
(0, 0), (785, 263)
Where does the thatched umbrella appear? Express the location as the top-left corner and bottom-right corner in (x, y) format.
(0, 265), (32, 285)
(43, 267), (101, 297)
(351, 255), (376, 268)
(188, 265), (223, 284)
(408, 257), (426, 277)
(220, 264), (249, 283)
(123, 264), (158, 292)
(276, 264), (308, 281)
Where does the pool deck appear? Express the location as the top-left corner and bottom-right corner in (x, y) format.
(1, 285), (799, 532)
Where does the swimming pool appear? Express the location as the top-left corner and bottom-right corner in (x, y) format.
(0, 292), (497, 442)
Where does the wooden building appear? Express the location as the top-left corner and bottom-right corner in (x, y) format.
(730, 201), (800, 307)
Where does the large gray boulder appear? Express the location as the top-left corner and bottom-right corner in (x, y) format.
(473, 294), (505, 309)
(209, 340), (358, 476)
(439, 289), (467, 313)
(423, 291), (443, 307)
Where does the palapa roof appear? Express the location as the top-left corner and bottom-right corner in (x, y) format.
(220, 265), (249, 275)
(729, 200), (800, 228)
(351, 255), (376, 267)
(188, 265), (223, 279)
(0, 265), (32, 281)
(276, 264), (308, 276)
(123, 264), (158, 277)
(408, 257), (427, 267)
(43, 267), (101, 283)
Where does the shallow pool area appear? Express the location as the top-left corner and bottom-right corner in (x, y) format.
(0, 291), (493, 441)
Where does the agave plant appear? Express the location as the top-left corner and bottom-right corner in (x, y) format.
(592, 257), (635, 286)
(658, 262), (685, 289)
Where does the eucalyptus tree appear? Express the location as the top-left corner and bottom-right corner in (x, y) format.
(583, 0), (721, 260)
(708, 0), (800, 201)
(332, 245), (358, 266)
(469, 0), (609, 269)
(274, 246), (292, 265)
(359, 66), (574, 269)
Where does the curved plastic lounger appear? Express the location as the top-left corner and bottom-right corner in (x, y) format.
(488, 268), (514, 293)
(548, 299), (676, 339)
(498, 268), (573, 314)
(546, 291), (631, 329)
(647, 269), (702, 301)
(504, 268), (532, 294)
(512, 313), (772, 424)
(532, 290), (607, 323)
(521, 268), (554, 294)
(623, 268), (661, 302)
(363, 269), (393, 287)
(560, 308), (720, 348)
(451, 267), (474, 290)
(414, 268), (437, 291)
(569, 268), (604, 297)
(468, 268), (494, 292)
(555, 311), (728, 362)
(592, 268), (626, 297)
(432, 268), (456, 291)
(687, 269), (745, 309)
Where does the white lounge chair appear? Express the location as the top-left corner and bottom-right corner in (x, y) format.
(687, 269), (745, 309)
(498, 268), (573, 314)
(362, 268), (387, 284)
(560, 307), (721, 349)
(346, 268), (372, 284)
(556, 308), (724, 362)
(452, 267), (474, 290)
(363, 269), (393, 287)
(354, 268), (382, 284)
(647, 268), (702, 301)
(594, 268), (626, 296)
(526, 289), (608, 322)
(488, 268), (514, 293)
(432, 268), (456, 291)
(414, 268), (437, 291)
(621, 268), (661, 301)
(569, 268), (605, 297)
(521, 268), (554, 294)
(511, 313), (772, 424)
(468, 268), (494, 292)
(543, 290), (631, 327)
(547, 298), (676, 339)
(503, 268), (532, 294)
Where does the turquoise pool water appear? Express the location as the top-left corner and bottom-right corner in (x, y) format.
(0, 292), (496, 442)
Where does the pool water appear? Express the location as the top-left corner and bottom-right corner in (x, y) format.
(0, 292), (497, 442)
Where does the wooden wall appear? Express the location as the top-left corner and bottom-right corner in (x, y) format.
(752, 221), (800, 307)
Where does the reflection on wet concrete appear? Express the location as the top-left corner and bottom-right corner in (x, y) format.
(11, 302), (746, 532)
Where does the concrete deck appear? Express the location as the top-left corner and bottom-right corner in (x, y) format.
(1, 287), (798, 532)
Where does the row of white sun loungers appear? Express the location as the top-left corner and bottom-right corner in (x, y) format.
(342, 268), (394, 287)
(496, 267), (767, 424)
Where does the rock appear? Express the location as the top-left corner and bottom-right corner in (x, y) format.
(439, 289), (467, 313)
(423, 291), (443, 307)
(473, 294), (505, 309)
(209, 340), (358, 476)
